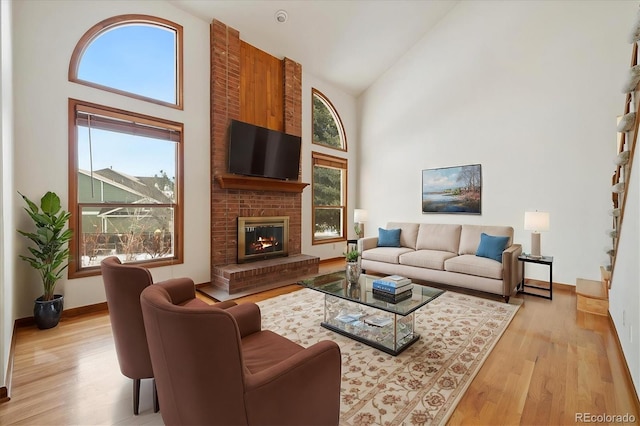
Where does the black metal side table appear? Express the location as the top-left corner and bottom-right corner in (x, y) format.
(518, 254), (553, 300)
(346, 239), (359, 252)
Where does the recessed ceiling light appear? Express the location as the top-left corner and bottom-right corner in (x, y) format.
(275, 10), (288, 23)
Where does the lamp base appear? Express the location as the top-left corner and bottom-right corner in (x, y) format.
(530, 232), (541, 258)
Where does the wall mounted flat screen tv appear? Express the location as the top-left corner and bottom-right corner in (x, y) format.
(228, 119), (301, 181)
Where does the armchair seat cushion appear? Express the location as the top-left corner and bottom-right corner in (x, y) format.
(242, 330), (305, 374)
(178, 298), (209, 308)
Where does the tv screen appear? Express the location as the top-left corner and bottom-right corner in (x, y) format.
(228, 119), (301, 181)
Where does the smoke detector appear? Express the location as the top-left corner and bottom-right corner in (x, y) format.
(275, 10), (288, 23)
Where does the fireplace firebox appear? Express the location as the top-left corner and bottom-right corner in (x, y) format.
(237, 216), (289, 263)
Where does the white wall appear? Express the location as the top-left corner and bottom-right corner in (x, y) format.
(609, 142), (640, 395)
(301, 73), (359, 260)
(358, 0), (636, 285)
(11, 0), (211, 317)
(0, 0), (14, 392)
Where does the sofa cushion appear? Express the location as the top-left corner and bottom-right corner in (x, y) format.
(416, 224), (462, 253)
(459, 225), (514, 255)
(387, 222), (420, 249)
(378, 228), (401, 247)
(475, 233), (510, 262)
(444, 254), (503, 280)
(400, 250), (458, 271)
(361, 247), (414, 264)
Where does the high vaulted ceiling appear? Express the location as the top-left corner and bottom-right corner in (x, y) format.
(169, 0), (459, 96)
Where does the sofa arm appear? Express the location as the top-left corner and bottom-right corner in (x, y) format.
(154, 277), (198, 305)
(225, 303), (262, 337)
(358, 236), (378, 252)
(244, 340), (342, 426)
(502, 244), (523, 297)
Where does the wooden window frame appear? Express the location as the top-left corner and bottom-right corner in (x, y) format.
(68, 99), (184, 278)
(68, 14), (184, 110)
(311, 152), (348, 245)
(311, 88), (347, 151)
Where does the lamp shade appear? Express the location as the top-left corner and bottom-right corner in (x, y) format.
(354, 209), (368, 223)
(524, 211), (550, 232)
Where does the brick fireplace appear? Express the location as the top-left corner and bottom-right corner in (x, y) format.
(204, 20), (319, 300)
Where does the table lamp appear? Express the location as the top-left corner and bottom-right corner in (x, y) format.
(524, 211), (550, 259)
(354, 209), (368, 238)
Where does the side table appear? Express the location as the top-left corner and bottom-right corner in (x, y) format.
(346, 239), (359, 252)
(518, 255), (553, 300)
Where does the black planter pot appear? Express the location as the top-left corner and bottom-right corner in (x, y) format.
(34, 294), (64, 330)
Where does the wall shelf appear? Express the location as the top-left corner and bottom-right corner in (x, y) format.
(215, 174), (309, 193)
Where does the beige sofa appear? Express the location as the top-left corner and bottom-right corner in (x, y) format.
(358, 222), (522, 302)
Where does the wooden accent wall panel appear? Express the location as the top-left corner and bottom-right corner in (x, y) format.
(239, 41), (284, 131)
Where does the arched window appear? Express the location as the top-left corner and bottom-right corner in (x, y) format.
(68, 15), (184, 278)
(69, 15), (183, 109)
(311, 88), (348, 244)
(312, 88), (346, 150)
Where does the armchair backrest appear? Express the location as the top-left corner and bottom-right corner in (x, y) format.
(140, 284), (248, 425)
(100, 256), (154, 380)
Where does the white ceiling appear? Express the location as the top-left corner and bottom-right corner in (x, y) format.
(169, 0), (459, 96)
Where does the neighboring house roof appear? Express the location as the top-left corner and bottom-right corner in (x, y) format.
(79, 168), (173, 204)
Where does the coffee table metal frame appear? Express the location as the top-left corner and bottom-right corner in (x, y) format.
(298, 272), (444, 356)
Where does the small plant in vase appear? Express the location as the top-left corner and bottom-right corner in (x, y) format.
(344, 249), (361, 284)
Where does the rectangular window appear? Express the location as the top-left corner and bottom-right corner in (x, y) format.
(312, 152), (347, 244)
(68, 99), (183, 277)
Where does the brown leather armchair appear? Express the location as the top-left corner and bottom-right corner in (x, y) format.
(100, 256), (236, 415)
(140, 283), (342, 425)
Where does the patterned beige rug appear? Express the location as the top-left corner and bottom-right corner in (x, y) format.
(257, 288), (520, 426)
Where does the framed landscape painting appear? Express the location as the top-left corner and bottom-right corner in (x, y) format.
(422, 164), (482, 214)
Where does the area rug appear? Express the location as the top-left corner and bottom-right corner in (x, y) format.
(256, 288), (520, 426)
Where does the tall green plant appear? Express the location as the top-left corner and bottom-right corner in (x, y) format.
(17, 191), (72, 301)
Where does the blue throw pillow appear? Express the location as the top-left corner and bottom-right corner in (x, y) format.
(378, 228), (401, 247)
(475, 233), (510, 262)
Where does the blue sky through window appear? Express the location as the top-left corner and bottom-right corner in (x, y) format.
(78, 127), (176, 182)
(76, 21), (178, 179)
(78, 24), (176, 104)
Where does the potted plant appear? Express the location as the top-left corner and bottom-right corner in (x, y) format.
(17, 191), (72, 329)
(344, 248), (361, 284)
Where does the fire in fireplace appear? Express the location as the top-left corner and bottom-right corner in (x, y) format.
(237, 216), (289, 263)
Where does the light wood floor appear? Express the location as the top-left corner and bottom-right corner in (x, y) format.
(0, 268), (638, 425)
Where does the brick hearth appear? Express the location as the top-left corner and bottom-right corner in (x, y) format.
(199, 254), (319, 301)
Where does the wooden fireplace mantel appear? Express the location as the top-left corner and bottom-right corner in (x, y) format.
(215, 174), (309, 193)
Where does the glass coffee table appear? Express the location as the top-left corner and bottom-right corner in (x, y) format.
(298, 271), (444, 356)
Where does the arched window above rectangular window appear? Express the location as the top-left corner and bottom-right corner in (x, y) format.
(69, 15), (183, 109)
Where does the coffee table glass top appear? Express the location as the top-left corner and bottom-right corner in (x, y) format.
(298, 271), (444, 316)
